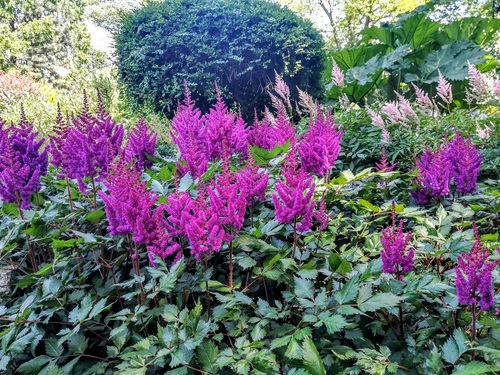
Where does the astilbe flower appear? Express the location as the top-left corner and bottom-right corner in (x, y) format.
(466, 62), (489, 103)
(313, 195), (331, 231)
(170, 86), (208, 178)
(270, 102), (297, 147)
(380, 204), (414, 279)
(248, 111), (276, 151)
(375, 147), (397, 172)
(476, 123), (491, 140)
(298, 107), (342, 177)
(272, 149), (315, 232)
(297, 87), (318, 118)
(381, 102), (406, 125)
(208, 149), (248, 233)
(124, 117), (157, 171)
(331, 60), (345, 89)
(411, 83), (438, 117)
(367, 108), (391, 143)
(238, 152), (269, 205)
(0, 116), (48, 209)
(203, 86), (248, 160)
(411, 144), (451, 204)
(445, 133), (482, 194)
(493, 80), (500, 97)
(437, 70), (453, 109)
(182, 183), (227, 260)
(455, 223), (499, 310)
(269, 72), (292, 112)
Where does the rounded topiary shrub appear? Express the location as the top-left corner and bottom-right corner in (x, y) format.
(115, 0), (325, 119)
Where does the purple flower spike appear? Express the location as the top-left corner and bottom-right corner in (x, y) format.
(124, 117), (157, 171)
(238, 152), (269, 205)
(445, 133), (482, 194)
(0, 118), (48, 209)
(298, 107), (342, 177)
(455, 223), (499, 310)
(248, 110), (276, 151)
(375, 147), (396, 172)
(272, 149), (315, 232)
(380, 203), (414, 280)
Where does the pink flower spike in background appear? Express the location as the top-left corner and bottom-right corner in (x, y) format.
(124, 117), (157, 171)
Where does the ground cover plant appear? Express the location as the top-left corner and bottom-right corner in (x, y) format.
(0, 70), (499, 375)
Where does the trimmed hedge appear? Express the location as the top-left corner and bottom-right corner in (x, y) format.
(115, 0), (325, 119)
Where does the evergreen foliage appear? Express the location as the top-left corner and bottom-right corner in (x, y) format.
(115, 0), (325, 118)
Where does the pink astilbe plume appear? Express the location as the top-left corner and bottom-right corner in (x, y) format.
(395, 93), (419, 123)
(411, 83), (438, 117)
(466, 62), (489, 103)
(272, 149), (315, 232)
(238, 151), (269, 205)
(445, 133), (482, 194)
(0, 116), (48, 209)
(269, 72), (292, 112)
(331, 59), (345, 89)
(411, 144), (452, 204)
(375, 147), (397, 172)
(297, 86), (318, 118)
(124, 117), (157, 171)
(380, 203), (414, 280)
(170, 86), (209, 178)
(367, 108), (391, 143)
(437, 70), (453, 109)
(203, 85), (248, 160)
(248, 110), (276, 150)
(493, 80), (500, 97)
(182, 183), (227, 260)
(208, 149), (248, 232)
(298, 106), (342, 177)
(270, 103), (297, 147)
(313, 195), (331, 231)
(455, 222), (499, 310)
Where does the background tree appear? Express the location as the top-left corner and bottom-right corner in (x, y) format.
(0, 0), (101, 83)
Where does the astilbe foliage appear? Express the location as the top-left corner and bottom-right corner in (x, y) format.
(455, 223), (499, 310)
(445, 133), (482, 194)
(380, 204), (414, 279)
(0, 116), (48, 209)
(272, 149), (315, 232)
(124, 117), (157, 171)
(298, 107), (342, 177)
(411, 144), (452, 204)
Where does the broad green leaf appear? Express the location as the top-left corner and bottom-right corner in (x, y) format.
(85, 210), (105, 223)
(46, 338), (63, 357)
(285, 338), (303, 359)
(197, 340), (219, 373)
(334, 275), (359, 304)
(452, 362), (495, 375)
(359, 293), (403, 313)
(251, 140), (290, 165)
(294, 277), (314, 300)
(442, 336), (459, 364)
(17, 355), (51, 374)
(358, 199), (380, 212)
(67, 334), (88, 354)
(318, 313), (348, 334)
(302, 336), (326, 375)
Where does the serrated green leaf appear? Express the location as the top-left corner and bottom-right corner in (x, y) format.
(285, 338), (303, 359)
(294, 277), (314, 300)
(302, 336), (326, 375)
(67, 334), (88, 354)
(17, 355), (51, 374)
(358, 199), (380, 212)
(251, 141), (290, 165)
(442, 336), (459, 364)
(271, 335), (292, 349)
(319, 313), (348, 334)
(359, 293), (403, 312)
(452, 361), (495, 374)
(334, 275), (359, 304)
(85, 209), (105, 223)
(197, 340), (219, 373)
(46, 338), (63, 357)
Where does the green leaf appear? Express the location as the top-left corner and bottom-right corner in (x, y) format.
(179, 173), (194, 192)
(46, 338), (63, 357)
(85, 210), (105, 223)
(359, 293), (403, 313)
(452, 362), (495, 375)
(285, 338), (303, 359)
(251, 141), (290, 165)
(442, 336), (459, 364)
(170, 348), (188, 367)
(318, 313), (348, 334)
(334, 275), (359, 304)
(88, 297), (108, 319)
(67, 334), (88, 354)
(17, 355), (51, 374)
(358, 199), (380, 212)
(294, 277), (315, 300)
(51, 239), (78, 251)
(302, 336), (326, 375)
(196, 340), (219, 373)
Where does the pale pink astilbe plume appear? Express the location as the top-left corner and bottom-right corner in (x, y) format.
(248, 111), (276, 151)
(124, 117), (157, 171)
(208, 148), (248, 231)
(203, 86), (248, 160)
(395, 92), (419, 123)
(493, 80), (500, 97)
(381, 102), (406, 125)
(437, 70), (453, 109)
(270, 72), (292, 112)
(331, 59), (345, 89)
(272, 149), (315, 232)
(466, 62), (489, 104)
(270, 103), (297, 147)
(411, 83), (438, 117)
(375, 147), (397, 172)
(297, 86), (318, 118)
(298, 106), (342, 177)
(476, 123), (491, 140)
(367, 107), (391, 143)
(238, 152), (269, 205)
(182, 183), (227, 260)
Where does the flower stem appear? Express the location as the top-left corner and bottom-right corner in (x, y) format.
(471, 303), (477, 361)
(292, 217), (298, 259)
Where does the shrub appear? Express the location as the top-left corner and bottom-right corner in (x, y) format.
(115, 0), (325, 119)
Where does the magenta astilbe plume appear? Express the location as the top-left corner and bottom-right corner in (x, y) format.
(375, 147), (397, 172)
(270, 104), (297, 147)
(146, 205), (183, 266)
(248, 111), (276, 151)
(203, 88), (248, 160)
(0, 117), (48, 209)
(445, 133), (482, 194)
(182, 183), (227, 260)
(380, 204), (414, 279)
(272, 149), (315, 232)
(238, 153), (269, 205)
(208, 150), (248, 231)
(455, 223), (499, 310)
(411, 144), (451, 203)
(298, 107), (342, 177)
(124, 117), (157, 171)
(313, 195), (331, 231)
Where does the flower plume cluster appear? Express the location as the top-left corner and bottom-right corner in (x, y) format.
(455, 222), (499, 310)
(124, 117), (157, 171)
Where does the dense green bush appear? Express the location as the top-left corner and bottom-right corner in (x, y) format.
(115, 0), (325, 119)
